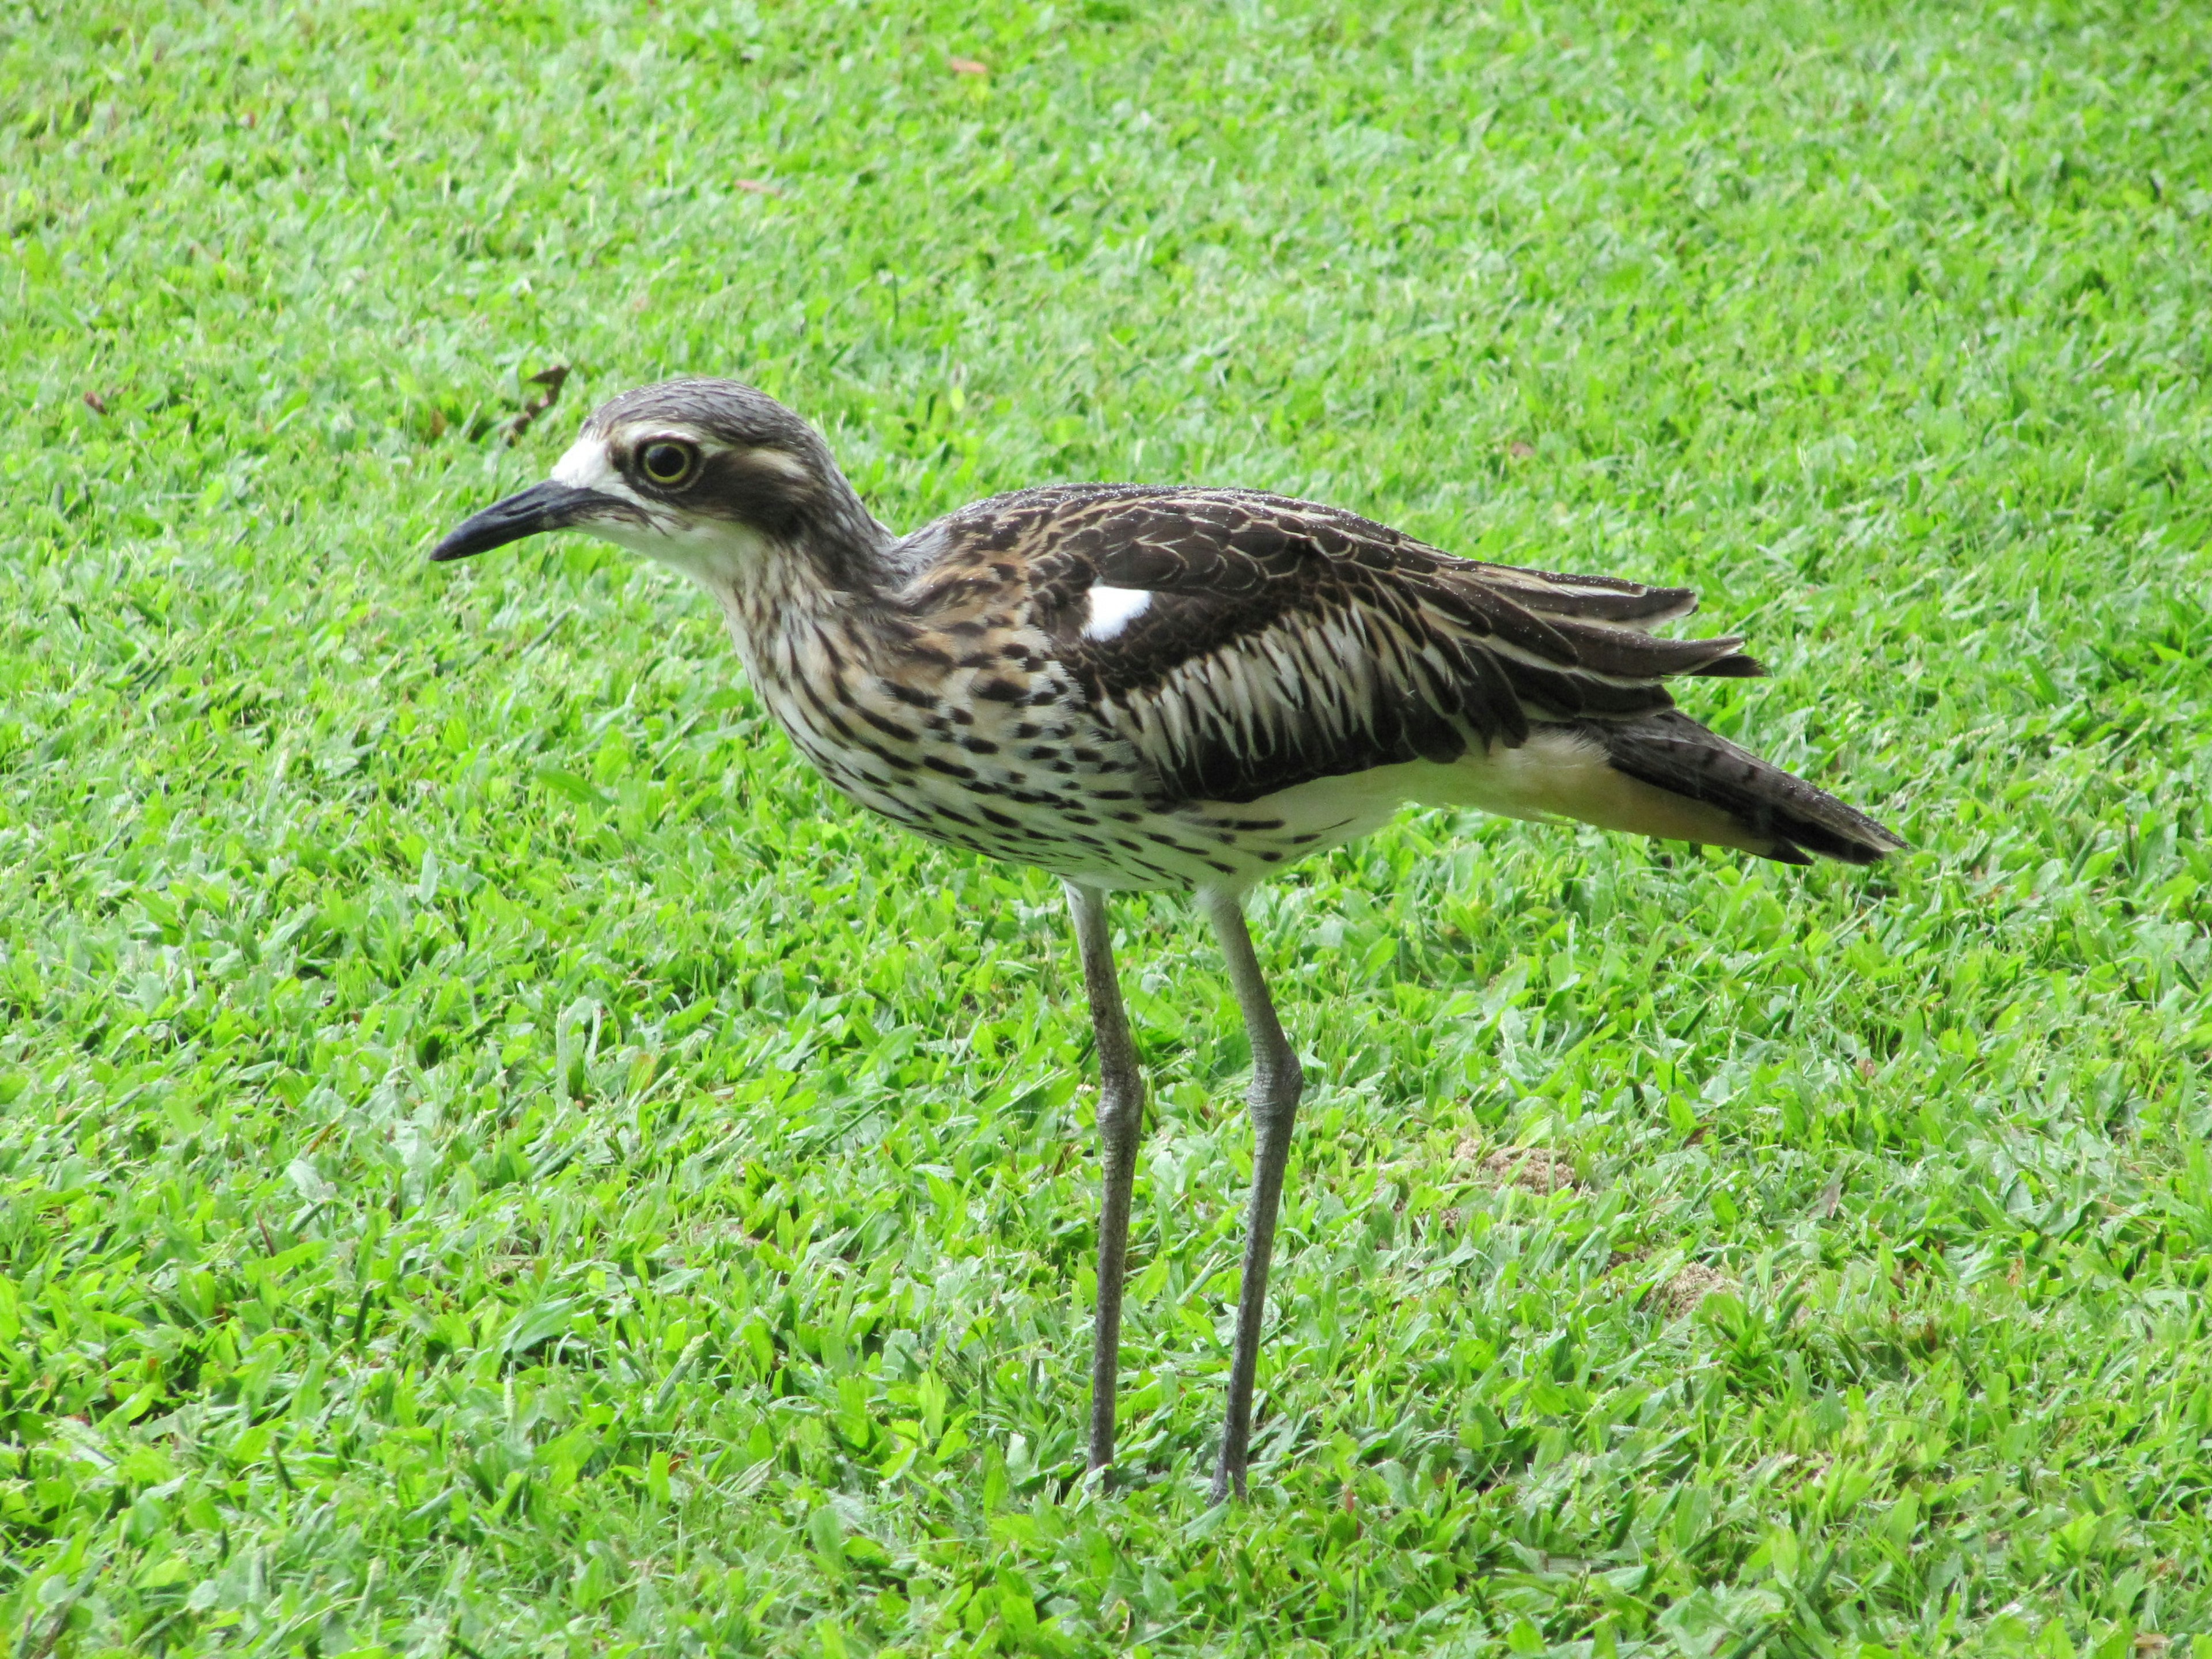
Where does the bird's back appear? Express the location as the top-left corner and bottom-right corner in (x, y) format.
(866, 483), (1899, 877)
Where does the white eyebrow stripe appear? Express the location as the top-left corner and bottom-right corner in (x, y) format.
(742, 446), (812, 482)
(559, 427), (810, 488)
(1085, 584), (1154, 641)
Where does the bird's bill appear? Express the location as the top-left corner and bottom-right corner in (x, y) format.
(429, 480), (625, 562)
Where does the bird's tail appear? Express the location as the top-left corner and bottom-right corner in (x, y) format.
(1593, 710), (1903, 866)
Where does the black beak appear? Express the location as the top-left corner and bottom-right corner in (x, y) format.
(429, 480), (627, 562)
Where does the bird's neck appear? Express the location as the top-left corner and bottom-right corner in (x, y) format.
(670, 467), (894, 605)
(700, 479), (908, 666)
(804, 493), (904, 597)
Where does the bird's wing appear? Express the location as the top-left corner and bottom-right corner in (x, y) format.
(905, 484), (1760, 808)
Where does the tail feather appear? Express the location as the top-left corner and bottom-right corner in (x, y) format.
(1689, 652), (1767, 680)
(1472, 565), (1702, 628)
(1593, 710), (1903, 866)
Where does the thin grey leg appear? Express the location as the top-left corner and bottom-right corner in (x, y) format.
(1067, 880), (1145, 1478)
(1199, 886), (1304, 1503)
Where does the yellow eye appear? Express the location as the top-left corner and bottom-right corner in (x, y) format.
(639, 441), (697, 485)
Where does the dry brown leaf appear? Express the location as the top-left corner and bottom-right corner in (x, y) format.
(1661, 1263), (1735, 1316)
(502, 365), (570, 446)
(1479, 1147), (1577, 1193)
(949, 55), (988, 75)
(734, 179), (783, 197)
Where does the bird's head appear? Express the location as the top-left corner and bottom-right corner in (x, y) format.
(431, 378), (883, 590)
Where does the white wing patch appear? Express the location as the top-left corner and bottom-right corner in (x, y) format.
(1085, 584), (1154, 641)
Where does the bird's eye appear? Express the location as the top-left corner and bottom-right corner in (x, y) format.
(638, 441), (698, 486)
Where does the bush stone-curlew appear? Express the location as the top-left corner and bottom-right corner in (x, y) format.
(433, 378), (1902, 1501)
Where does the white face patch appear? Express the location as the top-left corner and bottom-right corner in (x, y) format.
(1085, 584), (1154, 641)
(541, 429), (774, 592)
(550, 435), (626, 493)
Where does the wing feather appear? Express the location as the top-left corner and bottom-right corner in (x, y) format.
(909, 483), (1762, 808)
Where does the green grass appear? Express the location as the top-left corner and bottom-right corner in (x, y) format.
(5, 0), (2212, 1653)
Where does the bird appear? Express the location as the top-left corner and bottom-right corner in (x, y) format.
(431, 377), (1903, 1502)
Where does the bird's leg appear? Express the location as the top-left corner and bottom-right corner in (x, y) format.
(1066, 880), (1145, 1479)
(1200, 887), (1305, 1504)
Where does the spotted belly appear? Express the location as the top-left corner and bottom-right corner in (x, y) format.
(774, 699), (1325, 891)
(736, 618), (1336, 891)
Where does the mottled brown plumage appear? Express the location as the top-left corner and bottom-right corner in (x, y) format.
(895, 482), (1894, 865)
(433, 378), (1902, 1502)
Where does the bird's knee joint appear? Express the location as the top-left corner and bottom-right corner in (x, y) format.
(1097, 1088), (1142, 1139)
(1248, 1061), (1302, 1131)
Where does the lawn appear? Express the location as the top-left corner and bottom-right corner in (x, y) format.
(5, 0), (2212, 1653)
